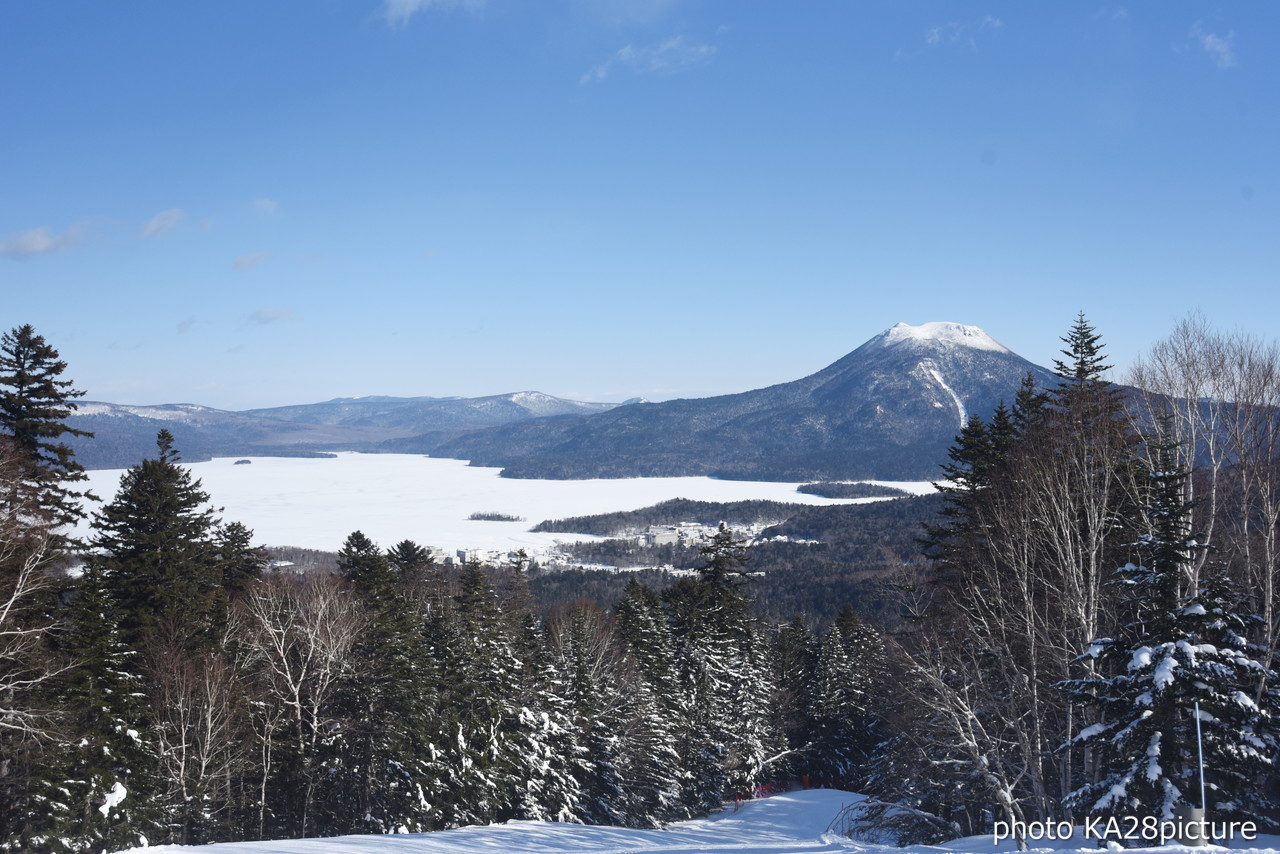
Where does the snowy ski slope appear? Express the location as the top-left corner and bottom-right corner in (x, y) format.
(107, 790), (1280, 854)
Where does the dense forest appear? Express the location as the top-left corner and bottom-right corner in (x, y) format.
(532, 494), (939, 627)
(3, 313), (1280, 852)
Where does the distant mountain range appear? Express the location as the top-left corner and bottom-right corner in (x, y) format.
(67, 322), (1060, 480)
(68, 393), (630, 470)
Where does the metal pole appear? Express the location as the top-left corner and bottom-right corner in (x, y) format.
(1195, 700), (1206, 810)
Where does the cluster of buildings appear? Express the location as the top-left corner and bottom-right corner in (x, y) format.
(268, 521), (810, 578)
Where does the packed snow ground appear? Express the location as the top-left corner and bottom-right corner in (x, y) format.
(78, 454), (936, 553)
(107, 790), (1280, 854)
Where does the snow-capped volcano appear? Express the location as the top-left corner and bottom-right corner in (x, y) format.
(435, 322), (1060, 481)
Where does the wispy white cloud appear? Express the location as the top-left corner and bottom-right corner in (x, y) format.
(1096, 7), (1129, 22)
(232, 251), (271, 272)
(381, 0), (483, 28)
(177, 316), (207, 334)
(0, 224), (83, 260)
(581, 34), (716, 85)
(253, 197), (279, 215)
(1190, 22), (1237, 69)
(248, 308), (295, 325)
(925, 15), (1003, 50)
(140, 208), (186, 238)
(572, 0), (682, 28)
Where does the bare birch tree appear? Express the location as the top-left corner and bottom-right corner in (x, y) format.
(147, 621), (248, 844)
(1130, 318), (1280, 667)
(1128, 312), (1232, 592)
(239, 573), (363, 838)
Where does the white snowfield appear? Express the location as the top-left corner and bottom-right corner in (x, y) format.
(106, 790), (1280, 854)
(78, 454), (938, 553)
(880, 322), (1012, 354)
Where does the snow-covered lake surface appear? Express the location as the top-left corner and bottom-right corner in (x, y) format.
(106, 789), (1280, 854)
(79, 454), (937, 554)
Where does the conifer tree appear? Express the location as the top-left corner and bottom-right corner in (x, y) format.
(806, 626), (858, 784)
(920, 414), (997, 575)
(0, 442), (66, 851)
(1051, 311), (1128, 435)
(903, 315), (1138, 834)
(612, 579), (687, 823)
(434, 562), (524, 827)
(88, 430), (223, 653)
(663, 526), (776, 805)
(1063, 434), (1276, 824)
(325, 532), (441, 833)
(503, 613), (583, 824)
(831, 605), (886, 780)
(28, 565), (157, 854)
(387, 539), (434, 588)
(1011, 371), (1049, 433)
(0, 325), (94, 538)
(213, 521), (267, 597)
(770, 616), (816, 780)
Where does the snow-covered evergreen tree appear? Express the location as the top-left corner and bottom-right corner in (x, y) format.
(501, 612), (583, 824)
(663, 525), (778, 806)
(26, 565), (157, 854)
(432, 562), (525, 827)
(1064, 434), (1276, 824)
(612, 579), (687, 824)
(322, 532), (442, 834)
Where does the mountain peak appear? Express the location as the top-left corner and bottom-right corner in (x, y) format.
(879, 321), (1010, 354)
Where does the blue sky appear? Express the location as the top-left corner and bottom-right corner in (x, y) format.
(2, 1), (1276, 410)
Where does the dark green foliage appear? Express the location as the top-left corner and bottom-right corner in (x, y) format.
(1053, 311), (1113, 386)
(27, 565), (157, 854)
(920, 413), (1000, 571)
(542, 495), (941, 629)
(325, 532), (442, 833)
(386, 539), (434, 585)
(0, 325), (94, 537)
(214, 522), (268, 596)
(336, 531), (394, 601)
(796, 482), (910, 499)
(769, 615), (817, 775)
(88, 430), (224, 652)
(803, 613), (884, 788)
(534, 498), (814, 537)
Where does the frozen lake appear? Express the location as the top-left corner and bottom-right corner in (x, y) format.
(79, 453), (936, 554)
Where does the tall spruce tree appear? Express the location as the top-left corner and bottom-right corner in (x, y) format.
(435, 562), (524, 827)
(27, 564), (157, 854)
(0, 325), (93, 538)
(1051, 312), (1128, 434)
(612, 579), (687, 823)
(769, 616), (816, 781)
(212, 521), (267, 597)
(88, 430), (223, 653)
(663, 525), (777, 806)
(322, 532), (442, 833)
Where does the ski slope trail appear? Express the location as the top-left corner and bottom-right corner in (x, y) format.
(110, 790), (866, 854)
(108, 789), (1280, 854)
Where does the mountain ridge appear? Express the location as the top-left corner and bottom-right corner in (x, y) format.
(424, 321), (1058, 481)
(66, 391), (628, 470)
(66, 322), (1060, 479)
